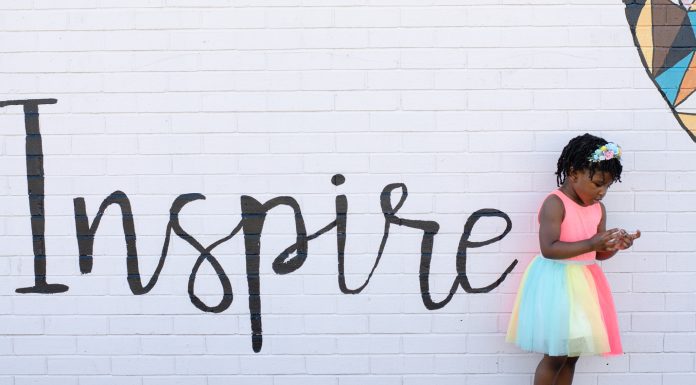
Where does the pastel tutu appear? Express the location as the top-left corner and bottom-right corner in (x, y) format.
(506, 255), (622, 357)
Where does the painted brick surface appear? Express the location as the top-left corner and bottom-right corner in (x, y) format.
(1, 0), (695, 383)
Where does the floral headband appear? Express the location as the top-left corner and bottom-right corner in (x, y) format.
(589, 142), (621, 162)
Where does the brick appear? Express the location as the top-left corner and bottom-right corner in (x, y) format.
(403, 335), (466, 353)
(112, 357), (176, 375)
(78, 377), (143, 385)
(336, 335), (400, 354)
(597, 374), (661, 385)
(368, 70), (433, 90)
(305, 315), (368, 334)
(634, 273), (696, 293)
(335, 133), (402, 153)
(630, 353), (694, 373)
(335, 8), (399, 27)
(208, 376), (273, 385)
(370, 111), (436, 132)
(335, 91), (399, 111)
(177, 356), (240, 375)
(632, 313), (695, 332)
(270, 336), (335, 355)
(402, 132), (468, 152)
(139, 135), (202, 155)
(274, 376), (338, 385)
(666, 293), (696, 311)
(266, 8), (331, 28)
(612, 293), (665, 312)
(469, 90), (533, 111)
(662, 373), (696, 385)
(339, 376), (401, 385)
(47, 357), (110, 375)
(142, 377), (206, 385)
(467, 374), (533, 385)
(0, 317), (44, 335)
(13, 336), (76, 355)
(141, 336), (206, 354)
(239, 356), (305, 375)
(369, 154), (436, 173)
(434, 354), (498, 374)
(665, 333), (696, 352)
(77, 336), (140, 355)
(15, 377), (78, 385)
(109, 316), (174, 334)
(402, 7), (468, 27)
(621, 333), (664, 353)
(302, 29), (368, 49)
(535, 90), (601, 110)
(0, 357), (45, 374)
(370, 355), (434, 375)
(306, 356), (369, 374)
(402, 91), (468, 111)
(577, 355), (629, 373)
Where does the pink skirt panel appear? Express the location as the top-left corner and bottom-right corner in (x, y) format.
(587, 264), (622, 356)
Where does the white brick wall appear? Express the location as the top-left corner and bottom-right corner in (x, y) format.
(1, 0), (695, 383)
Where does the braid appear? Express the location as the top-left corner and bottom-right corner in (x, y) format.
(555, 133), (623, 186)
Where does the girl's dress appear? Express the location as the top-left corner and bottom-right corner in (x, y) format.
(506, 189), (622, 357)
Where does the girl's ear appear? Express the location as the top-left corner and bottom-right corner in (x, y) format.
(568, 167), (578, 182)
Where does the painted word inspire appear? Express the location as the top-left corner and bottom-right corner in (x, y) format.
(0, 99), (517, 352)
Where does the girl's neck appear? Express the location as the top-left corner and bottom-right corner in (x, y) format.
(558, 184), (584, 206)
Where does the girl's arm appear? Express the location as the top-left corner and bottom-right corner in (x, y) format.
(539, 195), (619, 260)
(595, 202), (618, 261)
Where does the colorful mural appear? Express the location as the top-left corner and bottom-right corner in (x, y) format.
(624, 0), (696, 141)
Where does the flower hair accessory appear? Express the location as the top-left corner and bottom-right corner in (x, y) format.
(589, 142), (621, 162)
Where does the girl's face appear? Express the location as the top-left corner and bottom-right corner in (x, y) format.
(568, 168), (614, 206)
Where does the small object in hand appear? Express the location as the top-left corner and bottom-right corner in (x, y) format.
(608, 229), (622, 244)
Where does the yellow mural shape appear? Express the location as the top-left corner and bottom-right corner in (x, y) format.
(678, 113), (696, 137)
(636, 0), (654, 74)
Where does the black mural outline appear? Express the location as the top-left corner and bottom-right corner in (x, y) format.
(2, 98), (518, 352)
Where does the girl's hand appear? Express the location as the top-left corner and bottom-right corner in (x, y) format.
(590, 228), (621, 252)
(615, 229), (641, 250)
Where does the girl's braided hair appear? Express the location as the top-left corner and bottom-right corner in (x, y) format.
(555, 133), (623, 187)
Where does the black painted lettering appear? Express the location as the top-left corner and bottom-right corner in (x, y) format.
(0, 99), (68, 294)
(240, 195), (308, 352)
(456, 209), (516, 293)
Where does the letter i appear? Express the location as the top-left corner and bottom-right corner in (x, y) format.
(0, 99), (68, 293)
(332, 173), (347, 253)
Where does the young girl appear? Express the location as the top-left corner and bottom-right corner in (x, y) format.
(506, 134), (641, 385)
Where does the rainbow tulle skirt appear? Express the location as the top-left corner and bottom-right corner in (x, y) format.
(506, 255), (622, 357)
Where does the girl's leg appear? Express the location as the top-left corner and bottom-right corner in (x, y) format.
(555, 356), (579, 385)
(533, 355), (567, 385)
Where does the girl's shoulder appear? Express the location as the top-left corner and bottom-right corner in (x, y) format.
(538, 191), (565, 223)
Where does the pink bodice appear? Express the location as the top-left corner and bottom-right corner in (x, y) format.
(541, 189), (602, 261)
